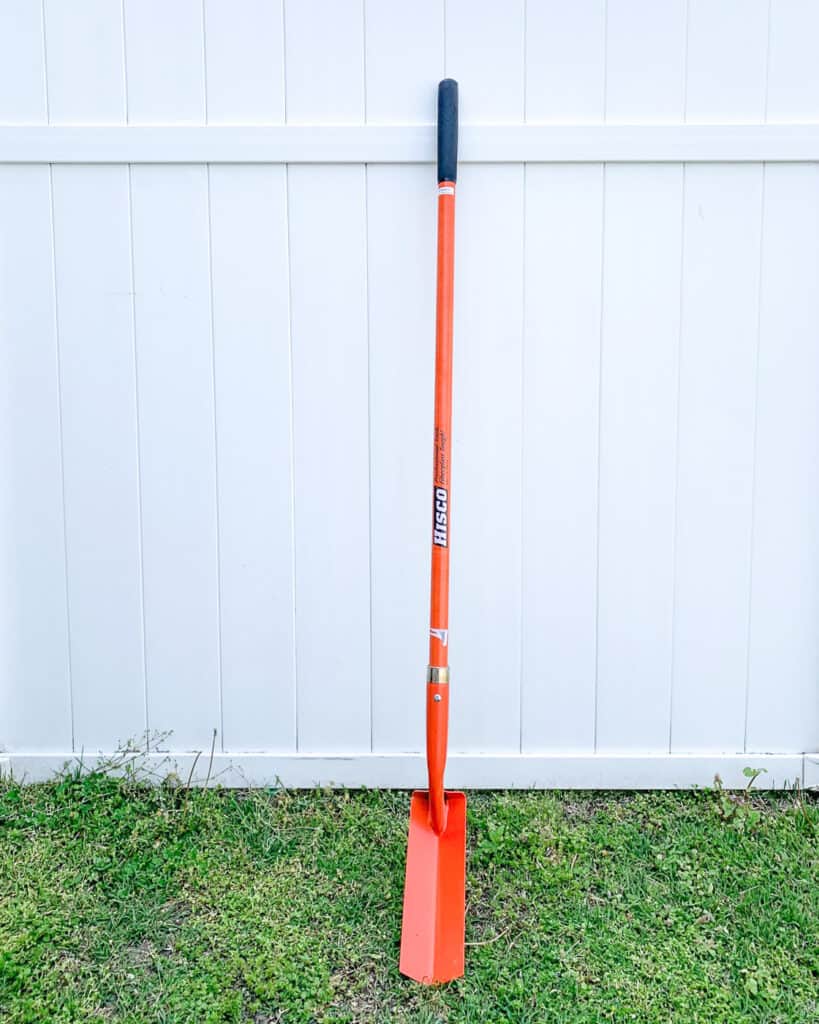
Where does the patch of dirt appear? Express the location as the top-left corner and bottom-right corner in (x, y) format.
(123, 939), (156, 969)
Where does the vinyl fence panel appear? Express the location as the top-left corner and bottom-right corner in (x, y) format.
(2, 1), (818, 788)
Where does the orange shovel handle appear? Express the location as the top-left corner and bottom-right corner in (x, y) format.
(427, 79), (458, 834)
(428, 185), (455, 672)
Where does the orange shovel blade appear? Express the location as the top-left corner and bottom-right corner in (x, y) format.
(399, 790), (466, 984)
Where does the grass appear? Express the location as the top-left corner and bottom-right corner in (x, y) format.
(0, 768), (817, 1023)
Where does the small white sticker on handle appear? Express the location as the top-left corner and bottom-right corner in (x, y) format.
(438, 186), (455, 196)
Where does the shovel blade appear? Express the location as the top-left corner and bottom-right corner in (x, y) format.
(399, 790), (466, 984)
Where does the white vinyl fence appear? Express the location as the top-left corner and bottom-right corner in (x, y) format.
(2, 1), (819, 788)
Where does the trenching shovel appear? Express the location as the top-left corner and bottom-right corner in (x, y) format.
(399, 78), (466, 986)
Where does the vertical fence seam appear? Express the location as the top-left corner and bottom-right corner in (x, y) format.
(281, 6), (300, 752)
(744, 1), (773, 752)
(201, 1), (225, 752)
(668, 0), (692, 754)
(47, 166), (75, 753)
(41, 0), (75, 751)
(518, 162), (527, 755)
(593, 0), (610, 754)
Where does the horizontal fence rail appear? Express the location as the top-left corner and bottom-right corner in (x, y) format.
(2, 124), (819, 164)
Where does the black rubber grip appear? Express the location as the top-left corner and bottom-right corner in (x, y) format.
(437, 79), (458, 183)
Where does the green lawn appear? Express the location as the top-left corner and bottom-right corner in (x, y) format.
(1, 768), (817, 1023)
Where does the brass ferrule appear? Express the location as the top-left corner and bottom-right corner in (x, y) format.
(426, 666), (450, 684)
